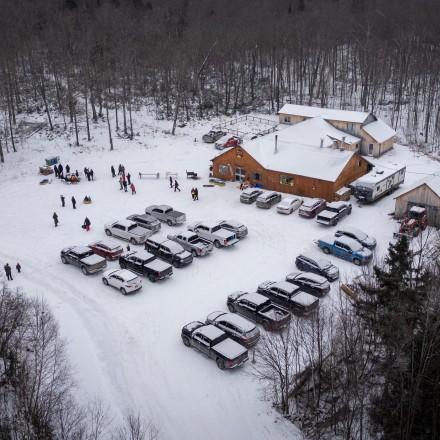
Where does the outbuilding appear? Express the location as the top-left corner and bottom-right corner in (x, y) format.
(394, 175), (440, 227)
(211, 118), (371, 202)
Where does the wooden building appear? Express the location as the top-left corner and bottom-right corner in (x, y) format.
(394, 175), (440, 227)
(278, 104), (395, 158)
(211, 119), (371, 202)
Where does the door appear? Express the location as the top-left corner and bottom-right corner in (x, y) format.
(368, 143), (374, 156)
(235, 167), (246, 182)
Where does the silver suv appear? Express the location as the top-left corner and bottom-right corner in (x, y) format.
(256, 191), (282, 209)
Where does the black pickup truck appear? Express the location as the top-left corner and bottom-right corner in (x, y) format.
(119, 250), (173, 283)
(60, 246), (107, 275)
(145, 237), (193, 268)
(181, 321), (249, 370)
(226, 291), (291, 331)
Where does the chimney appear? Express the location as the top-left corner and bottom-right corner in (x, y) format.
(274, 135), (278, 154)
(340, 136), (346, 151)
(333, 140), (338, 149)
(320, 138), (324, 148)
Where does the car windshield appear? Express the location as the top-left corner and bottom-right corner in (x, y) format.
(279, 199), (293, 207)
(128, 224), (137, 231)
(80, 250), (94, 258)
(211, 225), (221, 232)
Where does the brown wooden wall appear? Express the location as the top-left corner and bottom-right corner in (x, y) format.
(212, 146), (371, 201)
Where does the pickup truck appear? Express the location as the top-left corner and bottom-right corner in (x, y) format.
(104, 220), (151, 244)
(119, 250), (173, 283)
(181, 321), (249, 370)
(226, 291), (291, 331)
(317, 235), (372, 266)
(166, 231), (213, 257)
(145, 237), (193, 267)
(315, 202), (352, 226)
(145, 205), (186, 226)
(60, 246), (107, 275)
(187, 221), (239, 248)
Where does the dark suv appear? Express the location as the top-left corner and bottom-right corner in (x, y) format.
(295, 252), (339, 281)
(298, 198), (326, 218)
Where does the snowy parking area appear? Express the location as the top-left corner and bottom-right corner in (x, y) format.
(0, 114), (438, 439)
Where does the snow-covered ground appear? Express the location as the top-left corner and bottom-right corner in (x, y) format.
(0, 112), (439, 439)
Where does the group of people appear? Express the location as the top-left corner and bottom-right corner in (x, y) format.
(191, 187), (199, 200)
(83, 167), (94, 181)
(60, 195), (77, 209)
(54, 163), (79, 180)
(169, 176), (181, 192)
(3, 262), (21, 281)
(113, 164), (136, 194)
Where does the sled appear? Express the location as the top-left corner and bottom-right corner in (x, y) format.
(209, 178), (226, 187)
(39, 178), (52, 185)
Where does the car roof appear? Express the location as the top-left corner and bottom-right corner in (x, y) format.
(214, 313), (256, 332)
(336, 226), (365, 237)
(299, 252), (331, 268)
(114, 219), (136, 228)
(129, 213), (156, 221)
(93, 240), (122, 250)
(289, 271), (328, 283)
(126, 250), (154, 260)
(327, 201), (349, 208)
(73, 246), (92, 254)
(242, 188), (262, 195)
(301, 198), (323, 207)
(258, 191), (278, 199)
(242, 292), (270, 306)
(176, 230), (197, 238)
(219, 220), (241, 227)
(197, 324), (225, 340)
(334, 235), (361, 248)
(106, 269), (138, 280)
(273, 281), (299, 293)
(157, 204), (172, 210)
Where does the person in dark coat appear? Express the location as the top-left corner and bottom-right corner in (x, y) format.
(118, 164), (122, 175)
(61, 195), (65, 207)
(121, 165), (125, 175)
(90, 169), (94, 180)
(66, 164), (70, 174)
(58, 164), (63, 177)
(127, 173), (131, 185)
(111, 165), (116, 178)
(123, 180), (128, 192)
(194, 187), (199, 200)
(71, 196), (76, 209)
(174, 180), (180, 192)
(4, 263), (13, 281)
(54, 165), (58, 177)
(53, 212), (59, 227)
(169, 176), (173, 188)
(126, 244), (131, 252)
(16, 263), (21, 273)
(84, 217), (91, 231)
(119, 177), (123, 190)
(130, 183), (136, 194)
(76, 170), (79, 178)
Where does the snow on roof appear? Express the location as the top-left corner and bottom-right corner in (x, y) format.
(96, 239), (122, 250)
(274, 281), (299, 293)
(353, 164), (406, 186)
(362, 119), (396, 143)
(74, 246), (92, 254)
(115, 219), (136, 228)
(197, 325), (224, 340)
(243, 292), (270, 306)
(242, 119), (360, 182)
(131, 250), (154, 260)
(279, 104), (370, 124)
(219, 313), (256, 332)
(394, 174), (440, 199)
(242, 187), (262, 195)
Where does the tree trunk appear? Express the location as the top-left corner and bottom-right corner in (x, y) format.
(85, 89), (91, 141)
(73, 104), (79, 146)
(106, 105), (113, 151)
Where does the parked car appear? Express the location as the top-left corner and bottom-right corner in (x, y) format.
(295, 252), (339, 281)
(240, 188), (264, 204)
(102, 269), (142, 295)
(217, 220), (248, 239)
(298, 198), (326, 218)
(202, 130), (226, 143)
(181, 321), (249, 370)
(285, 271), (331, 297)
(145, 237), (193, 267)
(334, 227), (377, 249)
(166, 231), (213, 257)
(104, 220), (151, 245)
(60, 246), (107, 275)
(119, 250), (173, 283)
(256, 191), (282, 209)
(205, 312), (260, 348)
(315, 202), (352, 226)
(126, 214), (161, 233)
(187, 221), (239, 248)
(227, 291), (291, 331)
(215, 135), (242, 150)
(317, 235), (372, 266)
(88, 240), (123, 261)
(145, 205), (186, 226)
(257, 280), (319, 315)
(276, 197), (304, 214)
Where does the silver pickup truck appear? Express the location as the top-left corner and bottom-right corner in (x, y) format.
(167, 231), (214, 257)
(145, 205), (186, 226)
(187, 221), (239, 248)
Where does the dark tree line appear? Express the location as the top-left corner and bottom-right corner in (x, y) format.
(0, 0), (439, 161)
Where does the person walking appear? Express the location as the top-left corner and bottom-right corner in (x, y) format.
(16, 263), (21, 273)
(191, 187), (195, 201)
(66, 164), (70, 174)
(84, 217), (91, 231)
(54, 165), (58, 177)
(111, 165), (116, 178)
(118, 164), (122, 175)
(169, 176), (173, 188)
(90, 169), (94, 180)
(194, 187), (199, 201)
(75, 170), (79, 178)
(71, 196), (76, 209)
(121, 165), (125, 175)
(4, 263), (13, 281)
(123, 180), (128, 192)
(119, 177), (123, 190)
(61, 195), (65, 207)
(126, 244), (131, 252)
(53, 212), (59, 227)
(127, 173), (131, 185)
(174, 180), (180, 192)
(130, 183), (136, 194)
(58, 164), (63, 177)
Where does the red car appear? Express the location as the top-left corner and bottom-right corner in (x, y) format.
(223, 136), (242, 148)
(298, 198), (326, 218)
(88, 240), (124, 260)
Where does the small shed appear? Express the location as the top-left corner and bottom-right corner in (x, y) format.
(334, 187), (351, 202)
(45, 156), (60, 166)
(394, 175), (440, 227)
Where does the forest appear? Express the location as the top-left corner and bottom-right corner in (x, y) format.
(0, 0), (439, 161)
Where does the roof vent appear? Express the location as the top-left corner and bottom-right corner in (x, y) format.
(274, 135), (278, 154)
(376, 170), (384, 174)
(320, 138), (324, 148)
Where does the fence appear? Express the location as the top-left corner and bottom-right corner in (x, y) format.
(212, 115), (278, 138)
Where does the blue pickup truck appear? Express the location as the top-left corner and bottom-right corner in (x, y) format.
(316, 235), (373, 266)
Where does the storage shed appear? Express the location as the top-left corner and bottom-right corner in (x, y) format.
(394, 175), (440, 227)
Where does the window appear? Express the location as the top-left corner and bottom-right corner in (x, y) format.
(218, 165), (229, 174)
(368, 144), (374, 155)
(280, 175), (294, 186)
(235, 167), (246, 182)
(252, 172), (262, 181)
(347, 123), (354, 133)
(284, 117), (290, 123)
(358, 160), (362, 167)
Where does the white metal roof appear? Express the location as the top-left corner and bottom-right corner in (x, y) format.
(362, 119), (396, 143)
(279, 104), (370, 124)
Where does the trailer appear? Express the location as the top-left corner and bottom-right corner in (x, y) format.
(352, 165), (406, 204)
